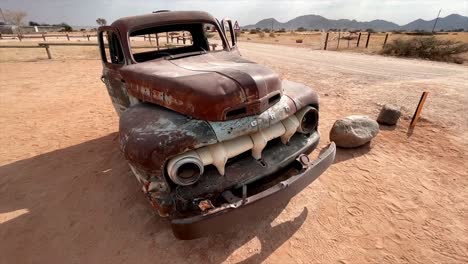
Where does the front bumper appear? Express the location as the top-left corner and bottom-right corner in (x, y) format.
(171, 142), (336, 240)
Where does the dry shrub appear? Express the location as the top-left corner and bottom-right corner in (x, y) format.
(296, 39), (303, 43)
(341, 35), (356, 40)
(382, 37), (468, 64)
(258, 32), (265, 38)
(269, 32), (276, 38)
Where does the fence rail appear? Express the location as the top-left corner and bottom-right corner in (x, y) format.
(0, 33), (97, 41)
(0, 42), (193, 60)
(0, 44), (52, 59)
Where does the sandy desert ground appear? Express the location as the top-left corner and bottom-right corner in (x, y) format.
(0, 41), (467, 263)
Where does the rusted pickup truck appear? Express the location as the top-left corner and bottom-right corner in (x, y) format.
(98, 10), (335, 239)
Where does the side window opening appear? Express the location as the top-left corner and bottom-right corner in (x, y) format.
(100, 31), (124, 64)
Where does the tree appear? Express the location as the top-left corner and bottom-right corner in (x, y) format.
(29, 21), (40, 26)
(96, 18), (107, 26)
(4, 10), (27, 34)
(58, 23), (73, 32)
(296, 27), (306, 32)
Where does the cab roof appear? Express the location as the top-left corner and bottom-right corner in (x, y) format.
(111, 11), (218, 34)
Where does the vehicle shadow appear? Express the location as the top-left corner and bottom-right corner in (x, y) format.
(318, 141), (371, 164)
(0, 133), (307, 263)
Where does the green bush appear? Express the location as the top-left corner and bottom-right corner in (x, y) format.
(381, 37), (468, 63)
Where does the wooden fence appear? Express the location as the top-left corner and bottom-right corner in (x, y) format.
(322, 32), (391, 50)
(0, 33), (97, 42)
(0, 42), (196, 60)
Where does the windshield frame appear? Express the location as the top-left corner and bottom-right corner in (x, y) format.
(126, 20), (230, 64)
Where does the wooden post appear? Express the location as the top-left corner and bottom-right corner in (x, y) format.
(148, 34), (152, 45)
(177, 37), (180, 44)
(337, 32), (341, 49)
(324, 32), (329, 50)
(383, 33), (389, 48)
(182, 32), (186, 44)
(44, 45), (52, 59)
(18, 34), (22, 42)
(365, 32), (371, 48)
(356, 32), (361, 47)
(42, 33), (46, 41)
(347, 38), (350, 48)
(410, 92), (429, 129)
(87, 35), (90, 41)
(155, 33), (159, 51)
(66, 34), (70, 41)
(166, 32), (169, 44)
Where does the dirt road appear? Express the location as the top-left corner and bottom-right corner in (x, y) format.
(0, 42), (467, 263)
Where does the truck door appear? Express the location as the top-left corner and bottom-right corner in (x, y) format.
(221, 19), (238, 52)
(98, 27), (131, 115)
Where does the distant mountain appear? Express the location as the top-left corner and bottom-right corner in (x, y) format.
(243, 14), (468, 31)
(401, 14), (468, 31)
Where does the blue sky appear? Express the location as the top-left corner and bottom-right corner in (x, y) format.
(1, 0), (467, 26)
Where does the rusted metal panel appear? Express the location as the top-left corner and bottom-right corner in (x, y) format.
(120, 52), (283, 121)
(282, 80), (319, 110)
(119, 103), (217, 175)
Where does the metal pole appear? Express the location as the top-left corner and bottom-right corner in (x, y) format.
(410, 92), (429, 129)
(0, 8), (6, 23)
(356, 32), (361, 47)
(365, 32), (371, 48)
(337, 31), (341, 49)
(383, 33), (389, 48)
(45, 45), (52, 59)
(432, 9), (442, 33)
(155, 33), (159, 50)
(324, 32), (329, 50)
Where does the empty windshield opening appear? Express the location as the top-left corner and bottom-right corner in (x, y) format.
(129, 23), (227, 62)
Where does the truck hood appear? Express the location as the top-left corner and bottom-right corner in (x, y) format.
(120, 52), (282, 121)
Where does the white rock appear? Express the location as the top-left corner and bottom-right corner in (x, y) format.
(330, 115), (379, 148)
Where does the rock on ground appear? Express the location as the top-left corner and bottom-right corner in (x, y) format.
(377, 104), (401, 125)
(330, 115), (379, 148)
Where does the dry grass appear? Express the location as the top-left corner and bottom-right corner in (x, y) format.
(382, 37), (468, 63)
